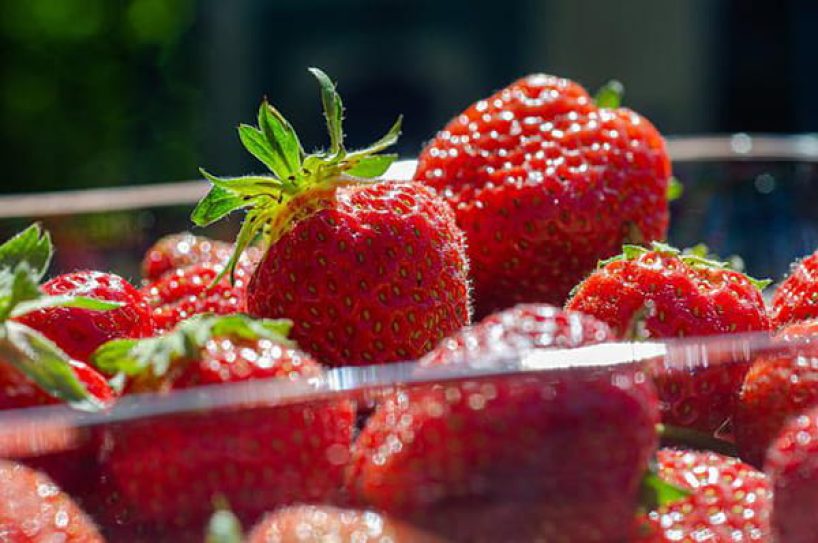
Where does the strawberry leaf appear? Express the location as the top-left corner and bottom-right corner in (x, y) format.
(191, 183), (249, 228)
(346, 115), (403, 160)
(0, 265), (44, 320)
(667, 177), (683, 201)
(205, 500), (243, 543)
(594, 80), (624, 109)
(308, 67), (345, 156)
(256, 101), (304, 179)
(92, 314), (293, 378)
(0, 224), (53, 281)
(0, 321), (101, 410)
(10, 295), (123, 319)
(346, 154), (398, 178)
(639, 468), (690, 511)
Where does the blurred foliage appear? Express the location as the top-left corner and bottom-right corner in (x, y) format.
(0, 0), (201, 192)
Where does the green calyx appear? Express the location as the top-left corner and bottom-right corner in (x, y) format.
(593, 79), (624, 109)
(205, 498), (243, 543)
(192, 67), (403, 284)
(599, 241), (772, 291)
(0, 224), (123, 411)
(92, 313), (293, 380)
(638, 461), (691, 512)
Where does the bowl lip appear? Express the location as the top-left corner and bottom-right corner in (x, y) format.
(1, 133), (817, 219)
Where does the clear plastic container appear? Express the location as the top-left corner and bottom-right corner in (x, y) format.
(0, 134), (814, 542)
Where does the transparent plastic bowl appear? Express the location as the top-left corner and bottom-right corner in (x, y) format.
(0, 134), (815, 541)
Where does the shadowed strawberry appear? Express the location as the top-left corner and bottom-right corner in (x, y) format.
(348, 304), (659, 542)
(142, 262), (250, 332)
(734, 319), (818, 466)
(191, 68), (470, 367)
(771, 248), (818, 328)
(633, 448), (771, 542)
(0, 460), (104, 542)
(415, 76), (672, 317)
(765, 405), (818, 543)
(566, 242), (771, 433)
(90, 314), (355, 537)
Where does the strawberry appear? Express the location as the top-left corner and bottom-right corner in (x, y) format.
(245, 505), (444, 543)
(765, 405), (818, 543)
(347, 304), (659, 542)
(142, 262), (250, 332)
(90, 314), (355, 535)
(771, 249), (818, 328)
(141, 232), (261, 283)
(633, 448), (771, 542)
(414, 75), (672, 317)
(191, 68), (470, 366)
(734, 319), (818, 466)
(566, 242), (771, 433)
(0, 460), (104, 542)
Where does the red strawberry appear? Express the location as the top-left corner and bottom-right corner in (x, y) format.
(734, 319), (818, 466)
(191, 68), (470, 367)
(765, 406), (818, 543)
(18, 270), (154, 362)
(566, 242), (771, 433)
(0, 460), (104, 542)
(142, 262), (249, 332)
(771, 249), (818, 328)
(348, 304), (658, 542)
(91, 314), (355, 535)
(633, 448), (771, 542)
(414, 75), (672, 317)
(245, 505), (444, 543)
(141, 232), (262, 282)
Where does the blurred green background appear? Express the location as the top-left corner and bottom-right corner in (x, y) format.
(1, 0), (814, 193)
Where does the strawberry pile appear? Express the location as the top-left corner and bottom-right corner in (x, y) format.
(3, 67), (818, 542)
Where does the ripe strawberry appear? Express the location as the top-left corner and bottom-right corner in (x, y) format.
(633, 448), (771, 542)
(566, 242), (771, 433)
(91, 314), (355, 534)
(771, 249), (818, 328)
(734, 319), (818, 466)
(245, 505), (444, 543)
(142, 262), (250, 332)
(17, 270), (154, 363)
(414, 75), (672, 317)
(191, 68), (470, 366)
(0, 460), (104, 542)
(141, 231), (262, 283)
(348, 304), (659, 542)
(765, 406), (818, 543)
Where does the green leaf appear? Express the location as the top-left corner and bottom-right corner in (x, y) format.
(0, 264), (44, 320)
(649, 241), (681, 256)
(308, 67), (345, 156)
(667, 177), (683, 201)
(191, 182), (248, 227)
(92, 314), (293, 378)
(594, 80), (625, 108)
(346, 154), (398, 178)
(11, 295), (124, 319)
(0, 322), (102, 410)
(639, 468), (690, 511)
(202, 170), (286, 199)
(256, 102), (304, 179)
(748, 277), (773, 291)
(0, 224), (53, 280)
(215, 208), (270, 286)
(347, 115), (403, 159)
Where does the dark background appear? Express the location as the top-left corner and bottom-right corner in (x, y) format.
(1, 0), (816, 193)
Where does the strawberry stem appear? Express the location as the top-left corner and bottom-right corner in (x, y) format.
(658, 423), (738, 457)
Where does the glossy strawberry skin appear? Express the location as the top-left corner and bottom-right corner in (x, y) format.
(142, 262), (250, 332)
(633, 448), (771, 542)
(771, 251), (818, 328)
(247, 505), (445, 543)
(415, 74), (671, 316)
(141, 232), (261, 283)
(566, 249), (770, 433)
(0, 460), (104, 543)
(765, 407), (818, 543)
(97, 337), (355, 535)
(17, 271), (154, 363)
(348, 305), (658, 542)
(247, 181), (470, 367)
(734, 319), (818, 466)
